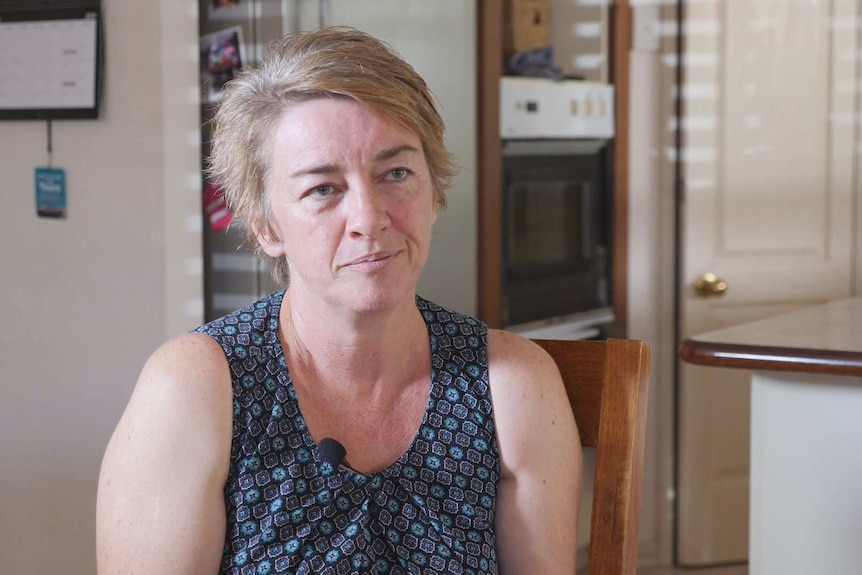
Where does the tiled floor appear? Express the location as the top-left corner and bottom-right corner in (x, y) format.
(638, 564), (748, 575)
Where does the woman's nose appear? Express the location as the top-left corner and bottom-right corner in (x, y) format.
(346, 181), (391, 237)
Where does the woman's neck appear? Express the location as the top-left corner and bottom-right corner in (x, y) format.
(278, 289), (429, 395)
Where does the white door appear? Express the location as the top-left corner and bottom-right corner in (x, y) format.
(676, 0), (857, 565)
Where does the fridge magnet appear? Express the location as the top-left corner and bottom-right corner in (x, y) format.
(208, 0), (248, 21)
(200, 26), (244, 104)
(203, 181), (232, 233)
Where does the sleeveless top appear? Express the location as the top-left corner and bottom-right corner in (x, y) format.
(194, 291), (500, 575)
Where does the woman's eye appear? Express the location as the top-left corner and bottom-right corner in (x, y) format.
(388, 168), (408, 181)
(311, 184), (334, 197)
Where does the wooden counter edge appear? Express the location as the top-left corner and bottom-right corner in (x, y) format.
(679, 338), (862, 377)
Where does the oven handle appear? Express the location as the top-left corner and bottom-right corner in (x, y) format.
(502, 139), (608, 157)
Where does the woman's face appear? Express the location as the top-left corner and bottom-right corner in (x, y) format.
(258, 97), (438, 315)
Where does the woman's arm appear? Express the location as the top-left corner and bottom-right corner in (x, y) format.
(96, 333), (233, 575)
(488, 329), (582, 575)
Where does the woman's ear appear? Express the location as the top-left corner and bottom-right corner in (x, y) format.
(252, 218), (285, 258)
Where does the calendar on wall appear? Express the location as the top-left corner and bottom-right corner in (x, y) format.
(0, 2), (102, 120)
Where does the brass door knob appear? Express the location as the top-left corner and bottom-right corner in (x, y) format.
(693, 272), (728, 297)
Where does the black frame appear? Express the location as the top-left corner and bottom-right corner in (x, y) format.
(0, 1), (103, 120)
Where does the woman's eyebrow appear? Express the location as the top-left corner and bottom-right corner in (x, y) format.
(374, 144), (420, 162)
(290, 163), (339, 178)
(290, 144), (420, 178)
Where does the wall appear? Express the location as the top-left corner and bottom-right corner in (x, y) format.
(0, 1), (202, 572)
(627, 47), (677, 565)
(625, 4), (678, 566)
(548, 0), (608, 82)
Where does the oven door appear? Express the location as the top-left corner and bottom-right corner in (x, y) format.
(501, 139), (612, 327)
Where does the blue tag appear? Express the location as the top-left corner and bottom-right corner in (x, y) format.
(35, 167), (67, 218)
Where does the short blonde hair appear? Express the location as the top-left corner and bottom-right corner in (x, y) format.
(208, 26), (456, 286)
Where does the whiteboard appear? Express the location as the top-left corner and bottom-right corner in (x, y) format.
(0, 16), (99, 117)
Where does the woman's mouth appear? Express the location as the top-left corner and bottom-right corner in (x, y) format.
(343, 251), (399, 270)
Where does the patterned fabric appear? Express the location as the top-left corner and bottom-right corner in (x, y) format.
(194, 291), (500, 575)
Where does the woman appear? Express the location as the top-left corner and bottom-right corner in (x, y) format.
(97, 26), (581, 575)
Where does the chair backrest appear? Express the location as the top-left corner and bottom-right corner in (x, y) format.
(532, 338), (651, 575)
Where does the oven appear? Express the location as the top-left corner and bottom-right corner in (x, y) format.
(499, 77), (615, 336)
(502, 138), (613, 329)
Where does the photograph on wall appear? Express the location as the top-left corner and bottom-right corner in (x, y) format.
(200, 26), (244, 104)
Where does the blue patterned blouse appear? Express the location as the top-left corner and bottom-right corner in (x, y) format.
(194, 291), (500, 574)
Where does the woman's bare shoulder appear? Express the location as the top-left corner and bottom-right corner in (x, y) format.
(485, 328), (578, 474)
(137, 332), (230, 393)
(97, 332), (232, 573)
(486, 328), (561, 383)
(485, 329), (581, 574)
(105, 331), (234, 469)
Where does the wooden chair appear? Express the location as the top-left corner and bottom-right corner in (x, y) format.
(532, 338), (651, 575)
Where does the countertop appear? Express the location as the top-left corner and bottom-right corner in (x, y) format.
(679, 296), (862, 376)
